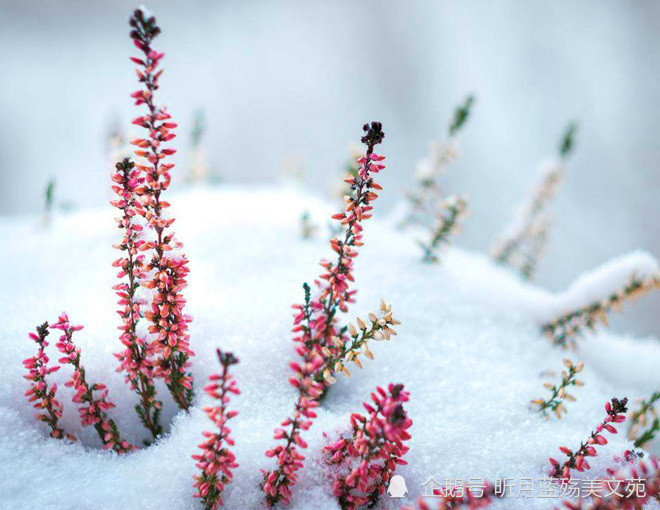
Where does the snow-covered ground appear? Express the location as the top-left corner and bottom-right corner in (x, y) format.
(0, 186), (658, 509)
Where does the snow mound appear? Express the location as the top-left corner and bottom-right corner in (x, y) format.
(0, 186), (658, 510)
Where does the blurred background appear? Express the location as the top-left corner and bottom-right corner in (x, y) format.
(1, 0), (659, 335)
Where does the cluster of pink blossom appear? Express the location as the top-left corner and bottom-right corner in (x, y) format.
(111, 157), (162, 440)
(53, 313), (135, 454)
(263, 283), (325, 506)
(324, 383), (412, 509)
(129, 7), (194, 410)
(404, 484), (496, 510)
(550, 398), (628, 479)
(261, 122), (388, 506)
(22, 322), (74, 441)
(192, 349), (240, 510)
(558, 456), (660, 510)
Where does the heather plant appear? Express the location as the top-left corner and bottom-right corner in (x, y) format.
(549, 397), (628, 479)
(628, 390), (660, 449)
(41, 178), (56, 228)
(316, 300), (400, 385)
(401, 94), (475, 229)
(53, 313), (135, 453)
(192, 349), (240, 510)
(111, 157), (163, 441)
(491, 122), (578, 280)
(129, 7), (194, 410)
(262, 122), (391, 506)
(531, 358), (584, 418)
(543, 272), (660, 348)
(419, 195), (468, 263)
(22, 322), (74, 441)
(323, 383), (412, 509)
(558, 455), (660, 510)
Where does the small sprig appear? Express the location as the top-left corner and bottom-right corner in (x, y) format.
(22, 322), (74, 441)
(299, 210), (317, 240)
(449, 94), (476, 137)
(549, 397), (628, 479)
(323, 383), (412, 510)
(419, 195), (468, 263)
(558, 456), (660, 510)
(628, 391), (660, 449)
(491, 122), (577, 281)
(111, 157), (163, 442)
(401, 95), (475, 230)
(560, 121), (578, 159)
(192, 349), (240, 510)
(53, 313), (135, 454)
(531, 358), (584, 418)
(316, 300), (400, 385)
(262, 284), (325, 507)
(543, 272), (660, 348)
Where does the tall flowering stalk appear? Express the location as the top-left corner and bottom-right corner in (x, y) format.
(558, 456), (660, 510)
(543, 272), (660, 348)
(549, 397), (628, 480)
(22, 322), (74, 441)
(324, 383), (412, 510)
(262, 122), (389, 506)
(192, 349), (240, 510)
(53, 313), (135, 454)
(263, 283), (325, 507)
(111, 157), (162, 441)
(419, 195), (468, 263)
(317, 301), (400, 385)
(491, 122), (577, 281)
(129, 7), (194, 410)
(531, 358), (584, 418)
(628, 391), (660, 449)
(401, 95), (475, 229)
(312, 121), (386, 352)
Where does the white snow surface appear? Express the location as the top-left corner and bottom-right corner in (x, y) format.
(0, 186), (659, 510)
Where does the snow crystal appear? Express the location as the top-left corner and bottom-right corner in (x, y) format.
(0, 186), (658, 509)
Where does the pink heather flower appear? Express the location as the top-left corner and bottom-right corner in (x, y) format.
(262, 284), (325, 507)
(111, 157), (163, 441)
(262, 122), (387, 506)
(192, 349), (240, 510)
(307, 122), (386, 363)
(52, 313), (135, 454)
(549, 397), (628, 480)
(129, 8), (194, 410)
(403, 484), (496, 510)
(323, 383), (412, 509)
(22, 322), (75, 441)
(558, 455), (659, 510)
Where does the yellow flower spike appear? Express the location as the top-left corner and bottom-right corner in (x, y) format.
(353, 357), (363, 369)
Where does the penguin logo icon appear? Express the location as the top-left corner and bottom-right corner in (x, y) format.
(387, 475), (408, 498)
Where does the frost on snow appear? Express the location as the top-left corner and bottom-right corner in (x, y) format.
(1, 187), (659, 509)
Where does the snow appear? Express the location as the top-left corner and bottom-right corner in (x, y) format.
(0, 185), (659, 510)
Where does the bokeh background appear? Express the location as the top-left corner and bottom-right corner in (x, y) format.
(1, 0), (659, 335)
